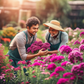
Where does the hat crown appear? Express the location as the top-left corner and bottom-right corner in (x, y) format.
(50, 20), (60, 26)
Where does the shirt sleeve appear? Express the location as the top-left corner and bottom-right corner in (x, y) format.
(45, 32), (49, 43)
(15, 34), (27, 60)
(58, 32), (68, 51)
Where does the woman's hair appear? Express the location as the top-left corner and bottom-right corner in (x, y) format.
(26, 16), (40, 28)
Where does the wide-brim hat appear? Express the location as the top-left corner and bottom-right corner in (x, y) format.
(43, 20), (64, 32)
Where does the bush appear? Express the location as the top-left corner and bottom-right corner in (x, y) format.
(2, 27), (17, 40)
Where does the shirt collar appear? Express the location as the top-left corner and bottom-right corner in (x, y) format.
(25, 30), (32, 38)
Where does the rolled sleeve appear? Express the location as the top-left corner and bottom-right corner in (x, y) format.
(15, 34), (27, 60)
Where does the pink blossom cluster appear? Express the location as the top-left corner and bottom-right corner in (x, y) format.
(27, 41), (50, 53)
(80, 32), (84, 37)
(68, 50), (83, 63)
(59, 45), (72, 54)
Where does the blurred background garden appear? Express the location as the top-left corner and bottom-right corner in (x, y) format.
(0, 0), (84, 84)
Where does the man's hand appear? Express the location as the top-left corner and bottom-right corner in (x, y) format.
(37, 49), (48, 56)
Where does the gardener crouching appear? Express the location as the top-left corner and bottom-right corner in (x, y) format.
(43, 20), (68, 54)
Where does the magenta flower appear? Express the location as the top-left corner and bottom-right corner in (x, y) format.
(17, 60), (26, 64)
(61, 61), (68, 67)
(26, 81), (29, 84)
(63, 72), (73, 78)
(73, 48), (79, 51)
(47, 63), (56, 71)
(57, 78), (69, 84)
(5, 69), (11, 73)
(79, 44), (84, 52)
(80, 39), (84, 44)
(32, 62), (41, 66)
(14, 67), (21, 71)
(27, 41), (50, 53)
(73, 40), (80, 45)
(55, 66), (65, 73)
(9, 59), (13, 62)
(80, 32), (84, 37)
(71, 65), (80, 75)
(50, 56), (64, 63)
(68, 50), (83, 63)
(79, 62), (84, 70)
(50, 72), (59, 78)
(59, 45), (72, 54)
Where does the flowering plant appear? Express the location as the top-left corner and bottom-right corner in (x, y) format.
(27, 41), (50, 53)
(2, 27), (17, 40)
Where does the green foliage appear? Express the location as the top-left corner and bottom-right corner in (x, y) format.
(37, 29), (45, 42)
(36, 0), (71, 28)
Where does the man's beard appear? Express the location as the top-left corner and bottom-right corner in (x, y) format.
(28, 31), (36, 36)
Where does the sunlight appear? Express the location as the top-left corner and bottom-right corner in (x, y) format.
(18, 0), (23, 4)
(28, 0), (41, 2)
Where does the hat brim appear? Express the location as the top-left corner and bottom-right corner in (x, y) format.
(43, 23), (64, 32)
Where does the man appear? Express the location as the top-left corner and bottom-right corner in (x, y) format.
(8, 16), (48, 68)
(43, 20), (68, 54)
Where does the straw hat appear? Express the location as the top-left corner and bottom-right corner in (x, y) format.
(43, 20), (64, 32)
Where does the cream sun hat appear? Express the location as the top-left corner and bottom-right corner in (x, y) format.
(43, 20), (64, 32)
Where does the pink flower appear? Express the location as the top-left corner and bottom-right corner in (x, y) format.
(80, 32), (84, 37)
(32, 70), (35, 74)
(21, 82), (24, 84)
(26, 82), (29, 84)
(50, 72), (59, 78)
(41, 72), (50, 75)
(33, 75), (36, 78)
(57, 78), (69, 84)
(79, 44), (84, 52)
(17, 60), (26, 65)
(80, 39), (84, 44)
(59, 45), (72, 54)
(5, 69), (11, 73)
(1, 66), (6, 69)
(9, 59), (13, 62)
(14, 67), (21, 71)
(68, 50), (83, 63)
(45, 77), (50, 80)
(47, 63), (56, 71)
(71, 65), (80, 75)
(50, 56), (64, 63)
(32, 62), (41, 66)
(55, 66), (65, 73)
(70, 76), (76, 81)
(73, 40), (80, 45)
(63, 72), (73, 78)
(79, 62), (84, 70)
(61, 61), (68, 67)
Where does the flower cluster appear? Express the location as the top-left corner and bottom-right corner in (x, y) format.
(68, 50), (83, 63)
(80, 32), (84, 37)
(27, 41), (50, 53)
(2, 27), (17, 40)
(79, 44), (84, 52)
(80, 39), (84, 44)
(47, 63), (56, 71)
(73, 40), (80, 45)
(59, 45), (72, 54)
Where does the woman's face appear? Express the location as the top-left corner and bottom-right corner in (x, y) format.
(49, 27), (59, 37)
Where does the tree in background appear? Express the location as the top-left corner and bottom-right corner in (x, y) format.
(36, 0), (71, 28)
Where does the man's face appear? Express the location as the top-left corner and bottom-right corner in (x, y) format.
(27, 24), (39, 36)
(49, 27), (59, 37)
